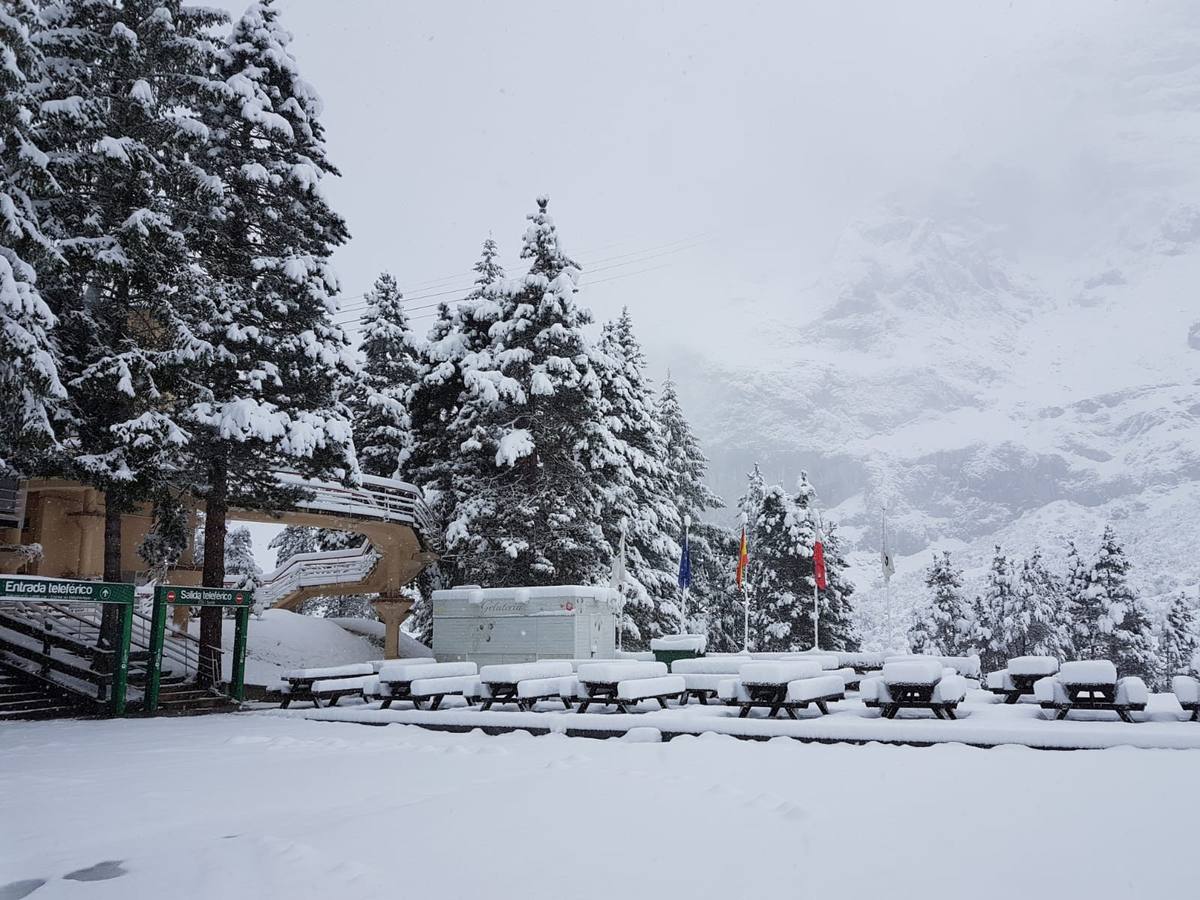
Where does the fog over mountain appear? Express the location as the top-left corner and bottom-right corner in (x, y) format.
(211, 1), (1200, 641)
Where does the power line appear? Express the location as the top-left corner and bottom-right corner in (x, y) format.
(331, 234), (711, 326)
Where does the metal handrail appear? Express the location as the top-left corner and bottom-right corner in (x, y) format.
(272, 472), (437, 544)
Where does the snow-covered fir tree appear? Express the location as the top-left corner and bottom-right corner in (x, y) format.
(794, 472), (858, 651)
(591, 308), (681, 648)
(351, 272), (421, 478)
(738, 463), (768, 540)
(0, 0), (64, 478)
(1005, 547), (1072, 660)
(36, 0), (227, 587)
(447, 196), (607, 587)
(1085, 525), (1157, 680)
(224, 526), (261, 587)
(746, 485), (811, 652)
(1064, 539), (1099, 658)
(909, 551), (974, 656)
(137, 490), (190, 582)
(975, 546), (1016, 673)
(743, 473), (857, 652)
(654, 375), (736, 648)
(1158, 591), (1199, 687)
(179, 0), (358, 680)
(406, 237), (505, 626)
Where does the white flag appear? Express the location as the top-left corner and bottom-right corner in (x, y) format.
(881, 507), (896, 583)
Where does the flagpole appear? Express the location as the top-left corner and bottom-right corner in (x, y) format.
(743, 583), (750, 653)
(883, 504), (890, 648)
(813, 510), (821, 651)
(682, 515), (691, 630)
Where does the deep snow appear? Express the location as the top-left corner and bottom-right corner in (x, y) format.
(2, 715), (1196, 900)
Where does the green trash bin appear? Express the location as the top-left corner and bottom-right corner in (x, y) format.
(651, 636), (706, 668)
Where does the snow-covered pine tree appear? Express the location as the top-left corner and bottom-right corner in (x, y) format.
(591, 308), (680, 648)
(351, 272), (421, 478)
(137, 490), (190, 583)
(0, 1), (65, 478)
(1086, 525), (1157, 680)
(406, 238), (505, 610)
(738, 463), (768, 540)
(909, 551), (973, 655)
(654, 375), (735, 648)
(37, 0), (227, 583)
(1065, 539), (1101, 658)
(180, 0), (359, 682)
(448, 197), (607, 587)
(224, 526), (261, 587)
(1005, 547), (1071, 659)
(1158, 592), (1199, 688)
(746, 485), (812, 652)
(975, 546), (1016, 673)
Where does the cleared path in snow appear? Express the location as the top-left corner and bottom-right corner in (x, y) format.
(1, 716), (1196, 900)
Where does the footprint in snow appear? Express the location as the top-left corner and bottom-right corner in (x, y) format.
(0, 880), (47, 900)
(64, 861), (127, 882)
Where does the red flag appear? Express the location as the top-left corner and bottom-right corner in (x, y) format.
(736, 526), (749, 590)
(813, 541), (827, 591)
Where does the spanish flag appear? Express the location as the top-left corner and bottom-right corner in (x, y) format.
(736, 525), (749, 589)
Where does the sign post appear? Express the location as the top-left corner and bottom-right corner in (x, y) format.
(0, 576), (135, 715)
(146, 585), (254, 713)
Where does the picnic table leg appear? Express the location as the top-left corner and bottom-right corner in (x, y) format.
(1005, 692), (1019, 705)
(328, 696), (339, 708)
(1192, 707), (1199, 722)
(698, 693), (707, 705)
(561, 696), (573, 710)
(816, 700), (829, 716)
(280, 697), (291, 709)
(657, 697), (669, 709)
(945, 706), (958, 720)
(1117, 708), (1133, 724)
(310, 695), (321, 709)
(785, 706), (798, 720)
(576, 699), (590, 714)
(1056, 707), (1070, 720)
(884, 705), (898, 719)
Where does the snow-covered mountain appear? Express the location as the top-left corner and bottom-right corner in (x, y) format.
(663, 5), (1200, 646)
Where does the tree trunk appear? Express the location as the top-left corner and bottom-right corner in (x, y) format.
(95, 497), (123, 671)
(198, 453), (228, 687)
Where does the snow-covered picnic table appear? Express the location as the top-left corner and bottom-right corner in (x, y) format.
(476, 661), (576, 711)
(861, 661), (967, 720)
(716, 660), (844, 719)
(986, 656), (1060, 704)
(573, 661), (684, 713)
(377, 661), (477, 709)
(279, 663), (377, 708)
(1034, 661), (1148, 723)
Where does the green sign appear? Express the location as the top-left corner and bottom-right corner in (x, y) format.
(0, 576), (134, 605)
(145, 584), (253, 711)
(0, 575), (133, 716)
(156, 585), (252, 608)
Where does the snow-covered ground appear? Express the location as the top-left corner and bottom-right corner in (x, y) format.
(209, 609), (382, 687)
(2, 715), (1196, 900)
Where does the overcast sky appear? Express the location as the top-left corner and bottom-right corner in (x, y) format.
(205, 1), (1178, 358)
(210, 0), (1188, 567)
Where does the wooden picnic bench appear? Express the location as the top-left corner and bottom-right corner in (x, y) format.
(877, 681), (959, 720)
(477, 679), (573, 712)
(987, 672), (1043, 704)
(279, 664), (374, 708)
(1040, 682), (1144, 724)
(723, 680), (841, 719)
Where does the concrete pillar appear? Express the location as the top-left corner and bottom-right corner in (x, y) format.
(372, 595), (414, 659)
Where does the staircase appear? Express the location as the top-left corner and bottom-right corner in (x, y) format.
(0, 659), (89, 720)
(0, 601), (221, 719)
(233, 539), (381, 608)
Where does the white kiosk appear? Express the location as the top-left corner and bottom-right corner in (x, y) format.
(432, 585), (619, 666)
